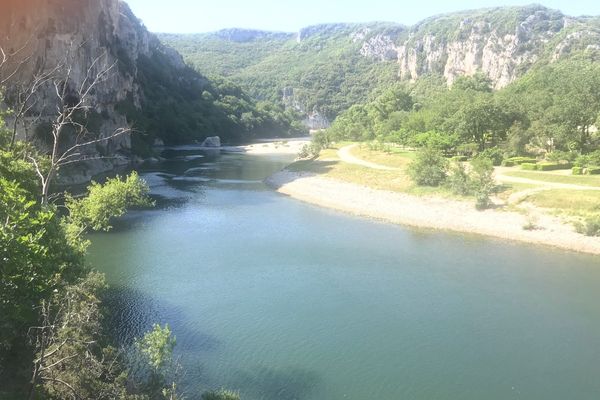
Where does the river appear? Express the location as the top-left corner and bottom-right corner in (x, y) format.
(88, 146), (600, 399)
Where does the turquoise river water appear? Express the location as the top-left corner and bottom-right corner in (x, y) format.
(87, 146), (600, 400)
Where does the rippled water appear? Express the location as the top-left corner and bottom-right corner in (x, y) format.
(88, 147), (600, 399)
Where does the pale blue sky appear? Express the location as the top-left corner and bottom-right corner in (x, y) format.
(124, 0), (600, 33)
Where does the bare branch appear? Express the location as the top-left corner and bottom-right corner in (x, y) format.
(39, 354), (78, 372)
(56, 128), (131, 166)
(40, 377), (80, 399)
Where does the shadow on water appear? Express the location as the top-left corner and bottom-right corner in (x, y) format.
(230, 366), (323, 400)
(102, 286), (220, 354)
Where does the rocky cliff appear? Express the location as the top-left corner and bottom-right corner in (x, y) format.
(391, 5), (600, 88)
(0, 0), (201, 183)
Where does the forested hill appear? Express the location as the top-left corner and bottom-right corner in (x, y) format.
(0, 0), (305, 181)
(159, 4), (600, 125)
(159, 23), (406, 126)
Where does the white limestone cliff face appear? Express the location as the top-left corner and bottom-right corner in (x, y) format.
(360, 34), (399, 61)
(282, 87), (330, 129)
(0, 0), (186, 183)
(381, 8), (599, 89)
(395, 10), (569, 89)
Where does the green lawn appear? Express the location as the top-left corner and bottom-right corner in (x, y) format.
(351, 145), (416, 168)
(527, 189), (600, 215)
(287, 144), (465, 199)
(503, 171), (600, 187)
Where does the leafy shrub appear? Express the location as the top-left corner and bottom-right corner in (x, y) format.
(536, 162), (572, 171)
(477, 147), (504, 166)
(298, 143), (321, 159)
(312, 130), (331, 150)
(574, 151), (600, 168)
(410, 131), (460, 154)
(407, 146), (448, 186)
(546, 150), (576, 163)
(521, 163), (537, 170)
(451, 155), (468, 162)
(575, 215), (600, 236)
(470, 157), (496, 210)
(501, 157), (537, 167)
(447, 161), (471, 195)
(572, 166), (583, 175)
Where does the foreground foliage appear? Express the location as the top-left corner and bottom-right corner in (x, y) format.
(0, 113), (237, 398)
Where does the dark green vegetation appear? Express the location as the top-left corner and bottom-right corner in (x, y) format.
(117, 48), (306, 153)
(326, 61), (600, 156)
(159, 23), (404, 120)
(159, 5), (600, 126)
(0, 112), (238, 398)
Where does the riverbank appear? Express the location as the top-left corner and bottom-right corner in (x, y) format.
(239, 137), (310, 155)
(266, 169), (600, 255)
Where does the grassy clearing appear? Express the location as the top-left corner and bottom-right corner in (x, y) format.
(287, 144), (465, 199)
(504, 171), (600, 187)
(526, 189), (600, 215)
(494, 182), (541, 201)
(351, 145), (416, 168)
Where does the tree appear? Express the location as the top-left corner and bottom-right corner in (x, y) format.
(30, 52), (131, 203)
(470, 157), (496, 210)
(407, 146), (448, 186)
(132, 324), (181, 399)
(27, 272), (136, 400)
(452, 73), (493, 93)
(455, 99), (512, 151)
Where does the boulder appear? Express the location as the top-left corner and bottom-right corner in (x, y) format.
(201, 136), (221, 147)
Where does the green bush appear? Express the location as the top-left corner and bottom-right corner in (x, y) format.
(521, 163), (537, 170)
(572, 166), (583, 175)
(407, 146), (448, 186)
(470, 157), (496, 210)
(477, 147), (504, 166)
(575, 215), (600, 236)
(501, 157), (537, 167)
(536, 162), (572, 171)
(575, 151), (600, 168)
(298, 143), (321, 159)
(312, 130), (331, 150)
(450, 155), (468, 162)
(447, 161), (471, 195)
(546, 150), (577, 163)
(586, 166), (600, 175)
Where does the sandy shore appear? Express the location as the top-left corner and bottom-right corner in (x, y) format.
(236, 138), (310, 155)
(266, 170), (600, 255)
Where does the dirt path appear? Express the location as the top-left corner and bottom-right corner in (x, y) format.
(336, 145), (600, 207)
(337, 144), (398, 170)
(494, 167), (600, 204)
(495, 167), (600, 191)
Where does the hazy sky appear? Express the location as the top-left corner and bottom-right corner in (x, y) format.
(124, 0), (600, 33)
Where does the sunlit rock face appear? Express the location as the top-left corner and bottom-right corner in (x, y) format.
(392, 6), (600, 88)
(0, 0), (186, 183)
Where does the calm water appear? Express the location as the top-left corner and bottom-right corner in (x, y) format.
(88, 147), (600, 400)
